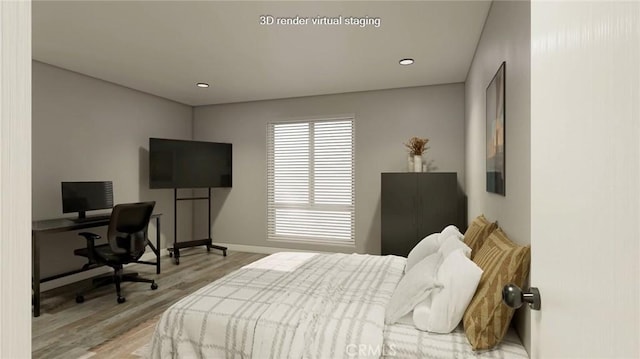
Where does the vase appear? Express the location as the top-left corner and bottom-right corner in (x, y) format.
(407, 155), (414, 172)
(413, 155), (422, 172)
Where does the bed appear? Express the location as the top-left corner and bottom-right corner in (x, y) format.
(149, 252), (528, 359)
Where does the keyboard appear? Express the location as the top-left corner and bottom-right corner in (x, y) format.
(71, 215), (111, 223)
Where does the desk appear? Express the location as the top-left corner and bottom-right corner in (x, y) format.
(32, 213), (162, 317)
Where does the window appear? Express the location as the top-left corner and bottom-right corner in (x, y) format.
(267, 117), (354, 245)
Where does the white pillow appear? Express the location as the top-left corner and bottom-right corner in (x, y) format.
(440, 225), (463, 241)
(438, 234), (471, 259)
(405, 233), (441, 272)
(413, 249), (482, 333)
(395, 312), (414, 326)
(405, 225), (463, 272)
(385, 252), (443, 324)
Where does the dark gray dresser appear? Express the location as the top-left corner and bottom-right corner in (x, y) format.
(381, 172), (465, 257)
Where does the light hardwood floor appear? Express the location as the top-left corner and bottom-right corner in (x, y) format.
(32, 249), (266, 359)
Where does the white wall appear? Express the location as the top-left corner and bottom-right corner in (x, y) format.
(32, 61), (193, 285)
(531, 2), (639, 358)
(464, 0), (531, 353)
(0, 1), (31, 357)
(193, 85), (466, 255)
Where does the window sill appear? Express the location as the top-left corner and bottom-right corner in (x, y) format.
(267, 237), (355, 248)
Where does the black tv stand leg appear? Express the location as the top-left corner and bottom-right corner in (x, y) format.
(167, 247), (181, 265)
(208, 244), (227, 257)
(168, 240), (226, 264)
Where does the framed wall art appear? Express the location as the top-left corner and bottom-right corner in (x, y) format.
(486, 61), (506, 195)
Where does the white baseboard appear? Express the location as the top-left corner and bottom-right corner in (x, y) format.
(40, 249), (170, 292)
(216, 243), (332, 255)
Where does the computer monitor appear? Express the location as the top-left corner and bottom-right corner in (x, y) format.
(61, 181), (114, 219)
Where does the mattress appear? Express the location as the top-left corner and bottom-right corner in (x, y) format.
(384, 323), (528, 359)
(149, 252), (529, 359)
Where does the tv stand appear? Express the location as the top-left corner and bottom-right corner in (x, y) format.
(168, 187), (227, 265)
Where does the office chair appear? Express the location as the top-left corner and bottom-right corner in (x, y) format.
(74, 201), (158, 304)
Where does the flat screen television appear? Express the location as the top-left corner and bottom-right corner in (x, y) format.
(61, 181), (114, 219)
(149, 138), (232, 189)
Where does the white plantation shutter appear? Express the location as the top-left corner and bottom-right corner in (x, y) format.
(267, 118), (354, 244)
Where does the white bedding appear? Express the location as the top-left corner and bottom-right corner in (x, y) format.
(149, 252), (528, 359)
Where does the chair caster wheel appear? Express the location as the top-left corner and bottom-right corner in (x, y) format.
(117, 296), (126, 304)
(169, 251), (173, 258)
(175, 258), (180, 265)
(151, 283), (158, 290)
(75, 295), (84, 303)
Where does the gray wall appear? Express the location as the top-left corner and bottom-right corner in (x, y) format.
(193, 84), (465, 255)
(32, 61), (193, 284)
(464, 1), (531, 354)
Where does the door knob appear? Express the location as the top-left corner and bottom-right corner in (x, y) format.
(502, 284), (541, 311)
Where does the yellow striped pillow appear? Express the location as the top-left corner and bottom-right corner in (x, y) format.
(462, 215), (497, 259)
(463, 227), (530, 350)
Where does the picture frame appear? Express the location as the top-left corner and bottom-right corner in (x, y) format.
(486, 61), (506, 195)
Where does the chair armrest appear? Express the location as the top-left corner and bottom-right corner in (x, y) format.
(78, 232), (101, 241)
(77, 232), (101, 263)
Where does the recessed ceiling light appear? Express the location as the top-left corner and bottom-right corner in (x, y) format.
(196, 82), (209, 88)
(399, 58), (414, 66)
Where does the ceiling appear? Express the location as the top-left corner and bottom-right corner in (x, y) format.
(33, 1), (491, 106)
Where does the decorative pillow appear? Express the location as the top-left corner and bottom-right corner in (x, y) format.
(405, 233), (440, 272)
(385, 252), (443, 324)
(438, 234), (472, 259)
(406, 225), (463, 272)
(463, 215), (497, 259)
(413, 249), (482, 333)
(463, 228), (531, 350)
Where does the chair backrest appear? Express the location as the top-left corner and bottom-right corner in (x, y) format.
(106, 201), (155, 260)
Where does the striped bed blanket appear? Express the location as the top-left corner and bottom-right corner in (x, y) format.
(149, 252), (406, 359)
